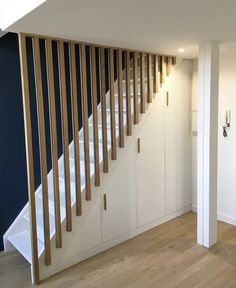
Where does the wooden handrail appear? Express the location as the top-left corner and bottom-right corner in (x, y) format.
(18, 33), (40, 284)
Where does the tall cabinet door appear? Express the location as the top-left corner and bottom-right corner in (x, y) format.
(101, 142), (137, 243)
(136, 95), (165, 227)
(165, 61), (192, 214)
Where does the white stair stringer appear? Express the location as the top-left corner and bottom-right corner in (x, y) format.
(3, 55), (167, 282)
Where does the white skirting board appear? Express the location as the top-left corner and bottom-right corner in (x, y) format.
(40, 205), (192, 280)
(192, 205), (236, 226)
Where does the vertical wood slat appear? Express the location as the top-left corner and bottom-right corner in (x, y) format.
(117, 49), (124, 147)
(133, 51), (139, 124)
(80, 43), (91, 201)
(166, 56), (171, 76)
(99, 47), (108, 173)
(125, 50), (132, 135)
(32, 37), (51, 265)
(90, 46), (100, 186)
(45, 38), (62, 248)
(58, 41), (72, 230)
(172, 57), (177, 65)
(160, 56), (165, 86)
(147, 54), (153, 103)
(140, 52), (146, 113)
(154, 54), (159, 94)
(109, 48), (117, 160)
(18, 33), (40, 285)
(69, 42), (82, 215)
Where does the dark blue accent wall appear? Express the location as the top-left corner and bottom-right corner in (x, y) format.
(0, 33), (27, 251)
(0, 33), (126, 251)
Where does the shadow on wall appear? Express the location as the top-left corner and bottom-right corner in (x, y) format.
(0, 33), (27, 251)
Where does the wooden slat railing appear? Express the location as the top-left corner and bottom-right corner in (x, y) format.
(100, 47), (109, 173)
(167, 56), (171, 76)
(117, 49), (124, 147)
(69, 42), (82, 215)
(90, 46), (100, 186)
(147, 54), (153, 103)
(18, 33), (40, 285)
(18, 32), (176, 284)
(154, 54), (159, 94)
(133, 51), (139, 124)
(45, 38), (62, 249)
(126, 50), (132, 135)
(109, 48), (117, 160)
(80, 43), (91, 201)
(140, 52), (146, 113)
(58, 40), (72, 231)
(33, 37), (51, 265)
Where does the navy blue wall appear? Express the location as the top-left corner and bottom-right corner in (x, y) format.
(0, 33), (123, 251)
(0, 33), (28, 251)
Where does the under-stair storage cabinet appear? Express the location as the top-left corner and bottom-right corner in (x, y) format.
(165, 61), (192, 215)
(101, 142), (137, 242)
(136, 96), (166, 227)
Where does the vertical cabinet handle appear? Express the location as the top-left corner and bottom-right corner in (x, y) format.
(103, 194), (107, 210)
(137, 138), (141, 153)
(166, 91), (169, 106)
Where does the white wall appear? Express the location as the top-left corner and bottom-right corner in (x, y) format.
(192, 42), (236, 225)
(192, 60), (198, 210)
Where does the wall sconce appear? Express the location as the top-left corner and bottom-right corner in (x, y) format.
(222, 109), (231, 137)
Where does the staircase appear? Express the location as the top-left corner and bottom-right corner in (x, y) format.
(3, 33), (175, 284)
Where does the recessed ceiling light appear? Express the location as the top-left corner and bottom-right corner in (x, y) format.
(178, 48), (185, 53)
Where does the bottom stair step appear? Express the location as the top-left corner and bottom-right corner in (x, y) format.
(8, 231), (44, 263)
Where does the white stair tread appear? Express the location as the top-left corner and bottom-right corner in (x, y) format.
(38, 178), (76, 211)
(122, 78), (148, 83)
(8, 231), (44, 263)
(114, 92), (142, 97)
(24, 210), (55, 244)
(47, 198), (66, 219)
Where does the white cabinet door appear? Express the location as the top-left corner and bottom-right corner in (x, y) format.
(165, 61), (192, 214)
(136, 97), (165, 227)
(101, 142), (137, 243)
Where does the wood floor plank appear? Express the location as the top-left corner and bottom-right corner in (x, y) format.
(2, 212), (236, 288)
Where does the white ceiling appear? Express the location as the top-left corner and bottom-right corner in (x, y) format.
(5, 0), (236, 58)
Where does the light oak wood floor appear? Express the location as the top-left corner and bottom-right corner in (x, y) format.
(1, 212), (236, 288)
